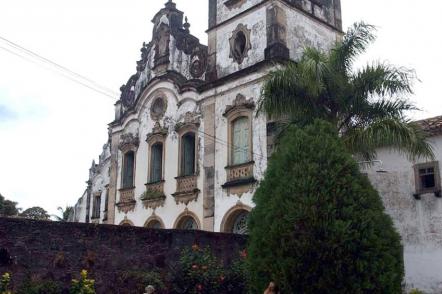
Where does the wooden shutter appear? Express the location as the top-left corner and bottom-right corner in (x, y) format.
(182, 134), (195, 176)
(151, 144), (163, 183)
(232, 117), (249, 165)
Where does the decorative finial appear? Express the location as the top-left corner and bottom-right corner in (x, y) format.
(183, 16), (190, 33)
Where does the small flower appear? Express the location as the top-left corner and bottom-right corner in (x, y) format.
(202, 265), (208, 271)
(196, 284), (203, 292)
(240, 249), (248, 259)
(192, 244), (200, 251)
(192, 264), (199, 270)
(219, 275), (225, 282)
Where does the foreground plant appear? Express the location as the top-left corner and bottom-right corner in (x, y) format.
(247, 120), (404, 293)
(70, 270), (95, 294)
(259, 22), (433, 161)
(0, 273), (12, 294)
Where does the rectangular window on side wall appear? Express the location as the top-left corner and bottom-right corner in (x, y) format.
(92, 195), (101, 219)
(414, 161), (441, 195)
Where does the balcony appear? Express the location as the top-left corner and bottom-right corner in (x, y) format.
(172, 175), (199, 205)
(222, 161), (257, 196)
(116, 187), (136, 213)
(142, 181), (166, 209)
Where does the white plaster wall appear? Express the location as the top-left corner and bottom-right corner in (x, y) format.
(284, 3), (339, 61)
(211, 74), (269, 231)
(366, 135), (442, 293)
(216, 0), (263, 24)
(113, 82), (205, 228)
(215, 5), (267, 78)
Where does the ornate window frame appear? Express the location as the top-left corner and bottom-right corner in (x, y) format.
(144, 122), (168, 206)
(172, 112), (201, 205)
(220, 203), (252, 234)
(150, 96), (168, 122)
(229, 24), (251, 64)
(173, 209), (201, 230)
(222, 94), (257, 195)
(144, 215), (165, 229)
(117, 133), (139, 214)
(119, 218), (134, 226)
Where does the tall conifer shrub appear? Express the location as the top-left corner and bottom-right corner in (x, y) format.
(247, 120), (404, 293)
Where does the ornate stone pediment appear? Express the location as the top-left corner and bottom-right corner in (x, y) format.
(223, 94), (256, 117)
(175, 112), (201, 131)
(137, 42), (151, 74)
(146, 122), (168, 143)
(120, 75), (137, 108)
(118, 133), (140, 152)
(189, 46), (207, 78)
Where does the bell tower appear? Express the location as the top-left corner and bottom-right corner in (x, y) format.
(206, 0), (342, 81)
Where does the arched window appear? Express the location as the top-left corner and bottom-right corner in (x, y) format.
(177, 216), (198, 230)
(146, 220), (162, 229)
(181, 133), (196, 176)
(232, 211), (249, 234)
(122, 151), (135, 188)
(150, 143), (163, 183)
(232, 117), (250, 165)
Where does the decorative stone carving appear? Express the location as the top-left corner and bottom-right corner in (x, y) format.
(150, 97), (167, 121)
(222, 161), (257, 197)
(137, 42), (151, 73)
(146, 122), (168, 143)
(154, 23), (170, 68)
(173, 175), (199, 205)
(141, 182), (166, 210)
(116, 188), (136, 214)
(175, 112), (201, 131)
(223, 94), (256, 117)
(120, 75), (137, 108)
(224, 0), (246, 9)
(229, 24), (251, 64)
(118, 133), (140, 153)
(190, 46), (207, 78)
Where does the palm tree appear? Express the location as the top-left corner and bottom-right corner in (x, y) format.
(258, 22), (433, 161)
(53, 206), (74, 222)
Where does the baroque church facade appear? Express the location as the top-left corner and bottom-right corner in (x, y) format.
(72, 0), (342, 232)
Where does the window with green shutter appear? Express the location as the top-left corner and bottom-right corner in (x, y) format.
(232, 116), (250, 165)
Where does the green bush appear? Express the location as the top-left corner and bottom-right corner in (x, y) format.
(113, 270), (164, 294)
(409, 289), (425, 294)
(17, 279), (61, 294)
(70, 270), (95, 294)
(170, 245), (247, 294)
(247, 120), (404, 293)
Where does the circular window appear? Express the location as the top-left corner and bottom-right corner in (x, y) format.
(150, 97), (167, 120)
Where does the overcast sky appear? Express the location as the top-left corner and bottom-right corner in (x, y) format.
(1, 0), (441, 216)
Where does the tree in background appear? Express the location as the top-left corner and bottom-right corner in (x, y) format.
(53, 206), (74, 222)
(19, 206), (50, 220)
(247, 121), (404, 293)
(0, 194), (20, 217)
(259, 22), (433, 161)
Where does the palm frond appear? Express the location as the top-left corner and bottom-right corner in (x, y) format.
(331, 22), (376, 72)
(258, 62), (327, 121)
(343, 118), (434, 161)
(352, 62), (415, 98)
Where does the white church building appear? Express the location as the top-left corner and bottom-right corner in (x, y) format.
(71, 0), (442, 291)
